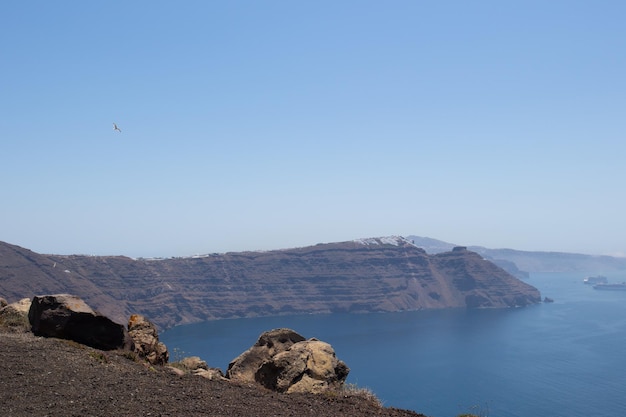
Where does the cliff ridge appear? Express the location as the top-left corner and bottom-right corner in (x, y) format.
(0, 237), (541, 329)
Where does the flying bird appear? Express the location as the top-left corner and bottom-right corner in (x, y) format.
(113, 123), (122, 133)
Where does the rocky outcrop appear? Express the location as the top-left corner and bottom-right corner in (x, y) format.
(257, 339), (350, 393)
(0, 237), (542, 329)
(226, 328), (306, 382)
(28, 294), (132, 351)
(227, 328), (349, 393)
(127, 314), (169, 365)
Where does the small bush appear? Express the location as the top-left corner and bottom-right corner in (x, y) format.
(167, 361), (190, 373)
(61, 339), (87, 350)
(88, 351), (109, 363)
(0, 309), (30, 332)
(340, 383), (383, 407)
(120, 351), (139, 362)
(170, 347), (187, 363)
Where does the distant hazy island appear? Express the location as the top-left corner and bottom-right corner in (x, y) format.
(408, 235), (626, 276)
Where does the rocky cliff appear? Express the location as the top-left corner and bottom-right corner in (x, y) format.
(0, 237), (541, 329)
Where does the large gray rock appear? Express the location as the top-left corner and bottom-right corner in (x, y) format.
(257, 339), (350, 393)
(226, 328), (349, 393)
(226, 328), (305, 382)
(127, 314), (169, 365)
(28, 294), (132, 351)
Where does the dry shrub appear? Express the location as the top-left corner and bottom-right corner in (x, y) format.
(0, 309), (30, 332)
(340, 383), (383, 408)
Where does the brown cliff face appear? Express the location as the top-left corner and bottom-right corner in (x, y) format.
(0, 242), (123, 320)
(0, 238), (541, 329)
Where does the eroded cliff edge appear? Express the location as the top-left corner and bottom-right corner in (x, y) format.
(0, 237), (541, 329)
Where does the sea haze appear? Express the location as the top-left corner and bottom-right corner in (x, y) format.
(161, 272), (626, 417)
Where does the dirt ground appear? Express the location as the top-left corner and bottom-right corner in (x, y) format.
(0, 329), (427, 417)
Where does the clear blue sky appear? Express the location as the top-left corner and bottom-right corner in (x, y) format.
(2, 1), (625, 258)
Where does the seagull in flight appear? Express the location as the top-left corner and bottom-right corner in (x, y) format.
(113, 123), (122, 133)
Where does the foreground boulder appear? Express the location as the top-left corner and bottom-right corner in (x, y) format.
(127, 314), (169, 365)
(28, 294), (132, 351)
(257, 338), (350, 393)
(226, 328), (306, 382)
(227, 328), (349, 393)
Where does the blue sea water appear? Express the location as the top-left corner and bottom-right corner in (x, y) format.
(161, 272), (626, 417)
